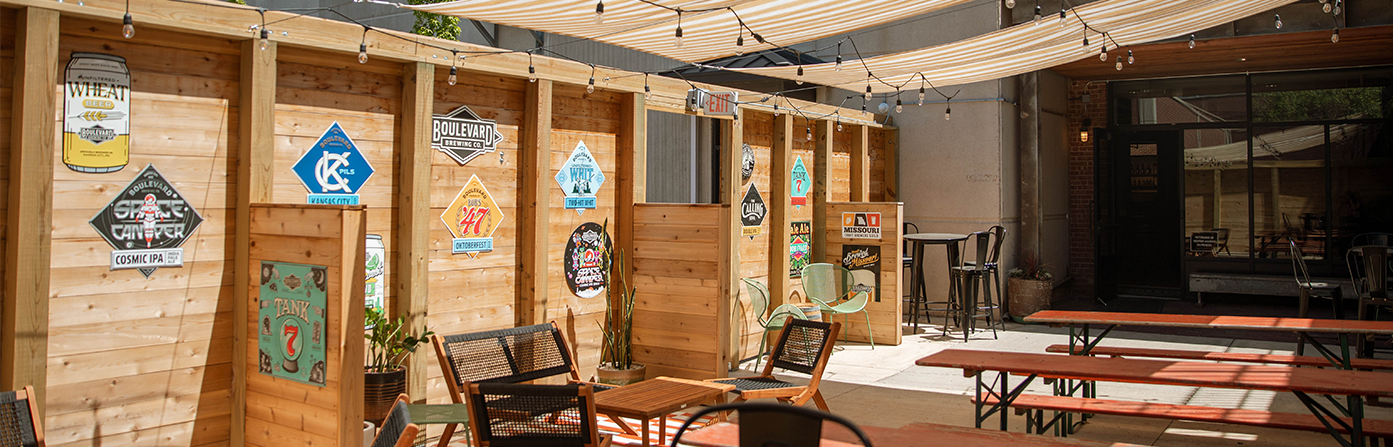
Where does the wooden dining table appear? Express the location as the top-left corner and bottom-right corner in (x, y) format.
(678, 420), (1149, 447)
(592, 376), (734, 447)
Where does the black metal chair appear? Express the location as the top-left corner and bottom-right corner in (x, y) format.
(949, 230), (999, 341)
(1291, 239), (1344, 356)
(670, 402), (874, 447)
(465, 383), (611, 447)
(708, 318), (841, 411)
(0, 385), (43, 447)
(962, 226), (1007, 329)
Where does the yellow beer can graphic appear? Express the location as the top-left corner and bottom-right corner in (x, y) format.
(63, 52), (131, 173)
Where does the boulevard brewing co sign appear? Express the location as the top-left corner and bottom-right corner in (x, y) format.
(791, 156), (809, 208)
(257, 261), (328, 387)
(841, 212), (882, 239)
(291, 122), (375, 205)
(563, 222), (611, 298)
(556, 141), (605, 215)
(441, 174), (504, 258)
(64, 53), (131, 173)
(431, 105), (504, 165)
(90, 164), (204, 278)
(741, 185), (767, 237)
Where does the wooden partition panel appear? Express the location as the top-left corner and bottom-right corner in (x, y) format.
(631, 204), (724, 379)
(822, 202), (903, 346)
(733, 113), (773, 362)
(246, 204), (366, 447)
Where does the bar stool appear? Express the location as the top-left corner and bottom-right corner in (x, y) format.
(901, 222), (919, 322)
(1291, 239), (1343, 356)
(949, 231), (998, 341)
(963, 226), (1006, 330)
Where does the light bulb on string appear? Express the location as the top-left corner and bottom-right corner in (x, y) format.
(1005, 0), (1015, 8)
(796, 66), (804, 85)
(836, 119), (843, 132)
(895, 98), (903, 113)
(1034, 6), (1042, 25)
(735, 35), (744, 56)
(259, 29), (269, 50)
(806, 126), (813, 141)
(1332, 28), (1340, 43)
(865, 83), (873, 101)
(1115, 56), (1123, 71)
(594, 1), (604, 24)
(587, 77), (595, 94)
(834, 56), (843, 72)
(644, 73), (650, 93)
(674, 11), (683, 48)
(1189, 34), (1196, 49)
(359, 43), (368, 64)
(944, 105), (951, 121)
(528, 64), (537, 82)
(1082, 35), (1089, 54)
(123, 13), (135, 38)
(1275, 14), (1282, 29)
(1334, 0), (1342, 15)
(918, 86), (926, 106)
(1128, 49), (1134, 64)
(448, 66), (458, 86)
(1059, 9), (1067, 27)
(1100, 44), (1107, 61)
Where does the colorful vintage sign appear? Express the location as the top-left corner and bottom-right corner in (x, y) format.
(431, 105), (504, 166)
(257, 261), (329, 387)
(791, 156), (809, 207)
(364, 235), (385, 311)
(89, 164), (204, 278)
(790, 221), (812, 278)
(555, 141), (605, 215)
(741, 144), (755, 181)
(842, 245), (882, 302)
(841, 212), (882, 240)
(63, 52), (131, 173)
(292, 122), (375, 205)
(563, 222), (611, 298)
(740, 184), (767, 237)
(441, 174), (504, 257)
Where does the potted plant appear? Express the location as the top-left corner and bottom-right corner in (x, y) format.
(1007, 251), (1054, 319)
(596, 219), (646, 385)
(364, 306), (433, 423)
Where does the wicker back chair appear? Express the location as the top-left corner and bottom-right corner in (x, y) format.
(0, 386), (43, 447)
(708, 318), (841, 411)
(465, 383), (611, 447)
(371, 394), (420, 447)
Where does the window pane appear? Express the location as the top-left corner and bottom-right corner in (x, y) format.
(1112, 76), (1247, 125)
(1332, 123), (1393, 255)
(1252, 126), (1328, 260)
(1185, 128), (1250, 258)
(1253, 67), (1393, 122)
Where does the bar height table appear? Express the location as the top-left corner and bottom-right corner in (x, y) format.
(905, 233), (969, 332)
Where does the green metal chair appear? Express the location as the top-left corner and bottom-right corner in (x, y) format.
(801, 263), (874, 349)
(743, 277), (808, 370)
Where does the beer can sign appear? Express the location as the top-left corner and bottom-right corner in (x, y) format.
(258, 261), (328, 387)
(63, 53), (131, 173)
(364, 235), (385, 311)
(563, 222), (611, 298)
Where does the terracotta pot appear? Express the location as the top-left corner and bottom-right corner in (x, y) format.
(364, 366), (406, 423)
(596, 364), (647, 386)
(1008, 277), (1053, 318)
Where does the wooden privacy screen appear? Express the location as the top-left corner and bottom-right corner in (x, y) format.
(630, 204), (729, 379)
(246, 204), (366, 447)
(822, 202), (903, 346)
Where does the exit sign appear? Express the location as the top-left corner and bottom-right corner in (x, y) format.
(685, 89), (739, 116)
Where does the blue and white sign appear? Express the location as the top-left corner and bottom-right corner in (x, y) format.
(555, 140), (605, 215)
(292, 122), (375, 205)
(791, 155), (810, 208)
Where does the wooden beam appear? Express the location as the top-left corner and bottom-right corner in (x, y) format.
(3, 6), (58, 416)
(768, 114), (794, 308)
(518, 80), (553, 327)
(885, 128), (899, 202)
(614, 92), (646, 323)
(233, 37), (277, 447)
(395, 61), (433, 402)
(717, 110), (744, 374)
(851, 124), (870, 202)
(812, 120), (833, 262)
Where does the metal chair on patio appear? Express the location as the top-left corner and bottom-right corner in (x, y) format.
(961, 225), (1006, 330)
(1291, 239), (1345, 356)
(743, 278), (809, 371)
(0, 385), (43, 447)
(802, 263), (874, 349)
(707, 318), (842, 412)
(465, 383), (612, 447)
(371, 394), (421, 447)
(949, 230), (1001, 341)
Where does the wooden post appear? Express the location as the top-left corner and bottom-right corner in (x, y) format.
(885, 128), (899, 202)
(233, 37), (277, 446)
(614, 92), (646, 322)
(717, 112), (744, 374)
(3, 6), (58, 416)
(518, 80), (553, 327)
(812, 120), (833, 261)
(395, 62), (433, 402)
(768, 114), (794, 308)
(851, 124), (870, 202)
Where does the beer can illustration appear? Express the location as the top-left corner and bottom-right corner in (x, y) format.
(63, 52), (131, 173)
(364, 234), (385, 311)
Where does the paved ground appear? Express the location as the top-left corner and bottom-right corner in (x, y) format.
(726, 315), (1393, 447)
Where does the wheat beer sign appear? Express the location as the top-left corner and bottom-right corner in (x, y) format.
(63, 53), (131, 173)
(90, 164), (204, 278)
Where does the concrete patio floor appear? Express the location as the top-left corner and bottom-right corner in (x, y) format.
(728, 318), (1393, 446)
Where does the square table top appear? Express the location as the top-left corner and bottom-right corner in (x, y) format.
(593, 376), (735, 419)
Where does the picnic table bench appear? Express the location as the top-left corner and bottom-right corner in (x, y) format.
(917, 349), (1393, 447)
(680, 420), (1151, 447)
(1043, 344), (1393, 370)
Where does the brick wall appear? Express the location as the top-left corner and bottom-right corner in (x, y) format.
(1068, 80), (1107, 285)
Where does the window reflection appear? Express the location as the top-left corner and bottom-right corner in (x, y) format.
(1185, 129), (1250, 258)
(1253, 126), (1328, 260)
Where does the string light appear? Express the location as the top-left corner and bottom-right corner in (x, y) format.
(358, 28), (368, 64)
(1323, 0), (1333, 13)
(674, 10), (683, 48)
(1034, 5), (1042, 25)
(1333, 0), (1342, 15)
(528, 53), (537, 82)
(834, 43), (843, 71)
(259, 29), (269, 50)
(735, 34), (744, 56)
(1059, 8), (1067, 27)
(864, 82), (873, 101)
(1189, 34), (1196, 49)
(944, 103), (951, 121)
(643, 73), (650, 93)
(796, 66), (804, 85)
(1005, 0), (1015, 8)
(918, 85), (926, 106)
(895, 98), (903, 113)
(594, 1), (604, 24)
(1127, 49), (1134, 64)
(587, 76), (595, 93)
(1332, 28), (1340, 43)
(836, 118), (843, 132)
(1115, 56), (1123, 71)
(1274, 13), (1282, 29)
(448, 52), (458, 85)
(1100, 43), (1107, 61)
(1082, 34), (1089, 54)
(1080, 118), (1092, 142)
(806, 126), (813, 142)
(122, 0), (134, 38)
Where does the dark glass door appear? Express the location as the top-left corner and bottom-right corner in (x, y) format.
(1097, 130), (1184, 300)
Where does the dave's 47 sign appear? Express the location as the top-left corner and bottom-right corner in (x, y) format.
(441, 175), (504, 258)
(292, 122), (375, 205)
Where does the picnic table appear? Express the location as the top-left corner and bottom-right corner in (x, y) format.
(917, 349), (1393, 447)
(679, 420), (1150, 447)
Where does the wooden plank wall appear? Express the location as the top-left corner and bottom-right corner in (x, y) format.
(630, 204), (723, 379)
(245, 204), (365, 447)
(822, 202), (903, 346)
(43, 18), (238, 447)
(787, 119), (818, 303)
(734, 114), (773, 362)
(0, 7), (13, 364)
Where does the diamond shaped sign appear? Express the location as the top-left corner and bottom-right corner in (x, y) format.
(292, 122), (375, 205)
(432, 105), (504, 166)
(89, 164), (204, 278)
(555, 140), (605, 215)
(791, 155), (810, 208)
(440, 174), (504, 258)
(740, 184), (766, 238)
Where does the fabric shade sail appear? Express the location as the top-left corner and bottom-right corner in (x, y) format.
(404, 0), (974, 62)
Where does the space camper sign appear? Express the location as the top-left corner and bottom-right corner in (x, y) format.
(431, 105), (504, 165)
(90, 164), (204, 278)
